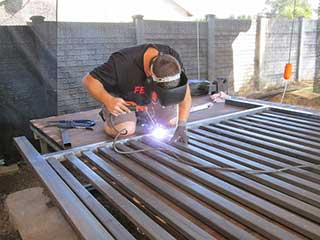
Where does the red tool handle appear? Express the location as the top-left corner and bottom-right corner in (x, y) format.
(125, 101), (147, 112)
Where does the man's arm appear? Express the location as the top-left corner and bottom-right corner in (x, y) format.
(169, 84), (191, 144)
(178, 84), (192, 123)
(82, 74), (130, 116)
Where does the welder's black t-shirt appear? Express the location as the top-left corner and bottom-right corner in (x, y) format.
(89, 43), (184, 106)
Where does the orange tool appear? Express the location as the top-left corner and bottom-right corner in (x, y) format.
(125, 101), (148, 112)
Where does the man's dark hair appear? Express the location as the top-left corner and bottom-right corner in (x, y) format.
(152, 54), (181, 89)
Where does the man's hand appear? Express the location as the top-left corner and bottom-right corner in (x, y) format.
(169, 125), (188, 144)
(105, 97), (131, 116)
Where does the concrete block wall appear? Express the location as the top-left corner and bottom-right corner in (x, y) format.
(0, 24), (57, 163)
(143, 20), (208, 80)
(57, 22), (136, 114)
(214, 19), (254, 93)
(262, 19), (300, 88)
(300, 20), (318, 80)
(56, 17), (318, 113)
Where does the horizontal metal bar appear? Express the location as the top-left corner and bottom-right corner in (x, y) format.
(227, 98), (320, 119)
(188, 106), (268, 129)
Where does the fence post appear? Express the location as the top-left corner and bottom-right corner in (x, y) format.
(254, 16), (267, 91)
(132, 15), (145, 45)
(206, 14), (216, 94)
(296, 17), (305, 81)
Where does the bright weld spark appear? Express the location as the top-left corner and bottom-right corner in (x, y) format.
(151, 127), (168, 140)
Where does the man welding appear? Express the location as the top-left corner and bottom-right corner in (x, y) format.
(82, 43), (191, 143)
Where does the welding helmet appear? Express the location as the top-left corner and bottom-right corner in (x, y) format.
(150, 55), (188, 106)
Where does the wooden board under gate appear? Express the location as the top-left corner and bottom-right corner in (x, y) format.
(15, 100), (320, 240)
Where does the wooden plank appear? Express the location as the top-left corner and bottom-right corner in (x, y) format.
(97, 148), (257, 240)
(203, 125), (320, 164)
(104, 145), (305, 240)
(65, 154), (175, 240)
(128, 140), (320, 239)
(14, 137), (114, 240)
(47, 158), (135, 240)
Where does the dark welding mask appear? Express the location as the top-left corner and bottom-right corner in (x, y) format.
(152, 71), (188, 106)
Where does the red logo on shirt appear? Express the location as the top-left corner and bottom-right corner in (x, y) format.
(134, 86), (145, 94)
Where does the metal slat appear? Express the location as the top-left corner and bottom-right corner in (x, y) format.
(244, 115), (320, 137)
(268, 108), (320, 121)
(190, 128), (320, 179)
(14, 137), (114, 240)
(82, 150), (219, 240)
(98, 148), (260, 240)
(66, 154), (175, 240)
(104, 144), (307, 240)
(127, 140), (320, 239)
(230, 118), (320, 147)
(187, 133), (320, 195)
(141, 136), (320, 224)
(262, 112), (320, 127)
(254, 114), (320, 132)
(268, 110), (320, 123)
(47, 158), (135, 240)
(189, 128), (320, 184)
(224, 119), (320, 149)
(213, 123), (320, 156)
(203, 125), (320, 164)
(179, 138), (320, 208)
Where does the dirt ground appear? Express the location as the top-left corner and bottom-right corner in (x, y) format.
(267, 86), (320, 110)
(0, 163), (41, 240)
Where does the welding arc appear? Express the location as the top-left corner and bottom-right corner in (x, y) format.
(110, 110), (163, 154)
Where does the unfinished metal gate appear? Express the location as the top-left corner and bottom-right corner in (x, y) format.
(15, 99), (320, 240)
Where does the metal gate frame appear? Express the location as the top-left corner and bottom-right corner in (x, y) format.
(15, 98), (320, 240)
